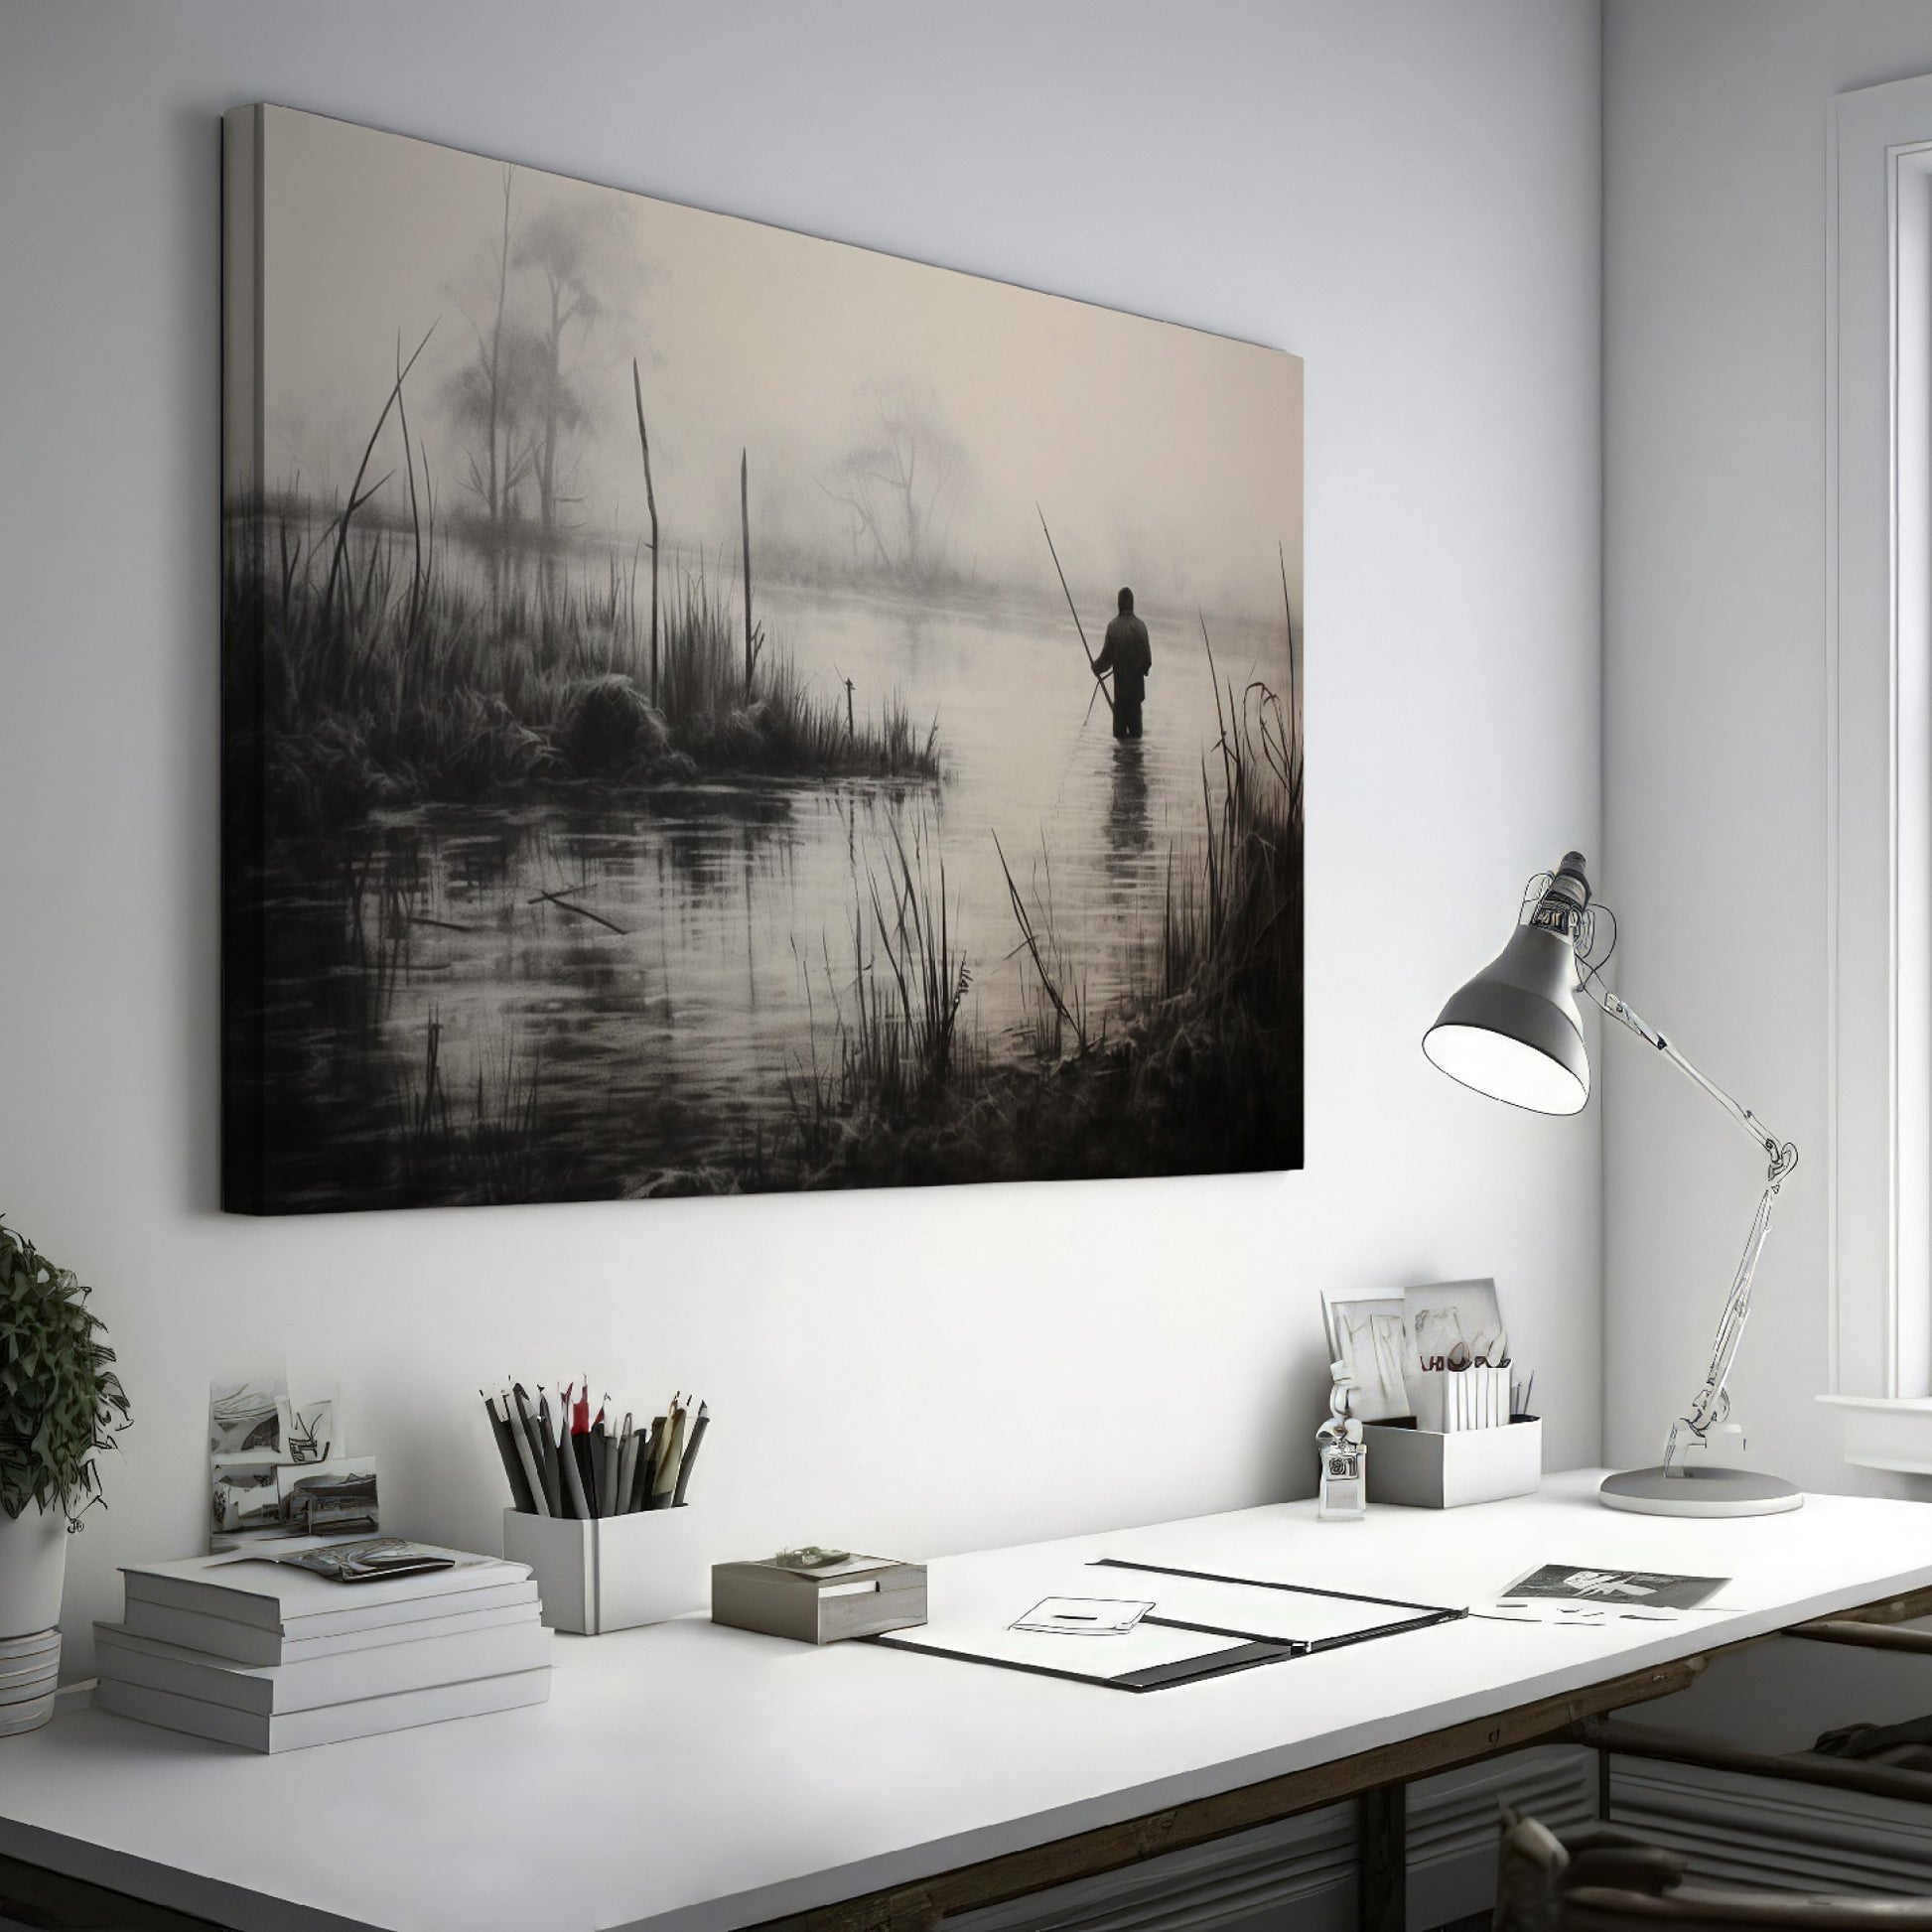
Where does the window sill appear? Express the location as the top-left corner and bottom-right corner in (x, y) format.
(1816, 1394), (1932, 1473)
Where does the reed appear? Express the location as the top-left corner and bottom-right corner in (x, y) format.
(993, 832), (1092, 1062)
(227, 505), (940, 835)
(226, 366), (940, 837)
(392, 1015), (547, 1207)
(777, 815), (975, 1159)
(836, 820), (970, 1113)
(773, 654), (1303, 1188)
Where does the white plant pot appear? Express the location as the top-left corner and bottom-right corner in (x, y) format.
(0, 1503), (68, 1639)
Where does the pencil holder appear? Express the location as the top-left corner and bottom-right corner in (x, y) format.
(1360, 1416), (1542, 1508)
(502, 1506), (709, 1635)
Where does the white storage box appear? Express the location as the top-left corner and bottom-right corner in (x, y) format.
(502, 1507), (708, 1635)
(1361, 1417), (1542, 1508)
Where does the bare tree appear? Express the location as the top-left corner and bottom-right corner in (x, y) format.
(820, 378), (968, 592)
(444, 166), (537, 576)
(513, 200), (606, 547)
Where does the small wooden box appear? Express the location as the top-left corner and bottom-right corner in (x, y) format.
(710, 1555), (927, 1645)
(1361, 1416), (1543, 1509)
(502, 1506), (709, 1635)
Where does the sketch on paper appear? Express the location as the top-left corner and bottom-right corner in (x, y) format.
(207, 1377), (286, 1457)
(1324, 1297), (1413, 1423)
(222, 106), (1303, 1212)
(1402, 1280), (1507, 1374)
(278, 1396), (337, 1466)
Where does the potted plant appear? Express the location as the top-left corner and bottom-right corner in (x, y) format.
(0, 1218), (130, 1640)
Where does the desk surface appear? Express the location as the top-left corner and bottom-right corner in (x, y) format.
(2, 1471), (1930, 1932)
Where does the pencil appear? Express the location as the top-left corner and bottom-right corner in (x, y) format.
(671, 1405), (709, 1506)
(509, 1386), (552, 1518)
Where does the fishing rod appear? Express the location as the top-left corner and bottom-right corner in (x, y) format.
(1036, 504), (1116, 722)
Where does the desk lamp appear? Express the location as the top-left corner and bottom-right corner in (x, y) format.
(1422, 851), (1802, 1517)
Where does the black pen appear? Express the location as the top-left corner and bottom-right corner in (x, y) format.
(571, 1426), (598, 1520)
(588, 1419), (608, 1519)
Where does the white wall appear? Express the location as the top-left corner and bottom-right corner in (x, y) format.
(0, 0), (1603, 1672)
(1602, 0), (1932, 1491)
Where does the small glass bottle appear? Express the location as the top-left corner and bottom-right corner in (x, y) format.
(1317, 1361), (1367, 1521)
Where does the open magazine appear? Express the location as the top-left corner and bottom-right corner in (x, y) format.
(271, 1539), (460, 1585)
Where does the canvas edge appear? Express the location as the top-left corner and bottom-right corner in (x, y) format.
(220, 104), (269, 1215)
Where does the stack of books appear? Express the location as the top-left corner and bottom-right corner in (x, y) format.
(92, 1539), (550, 1752)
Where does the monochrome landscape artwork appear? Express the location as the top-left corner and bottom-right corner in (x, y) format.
(221, 105), (1304, 1214)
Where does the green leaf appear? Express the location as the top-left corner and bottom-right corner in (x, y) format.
(0, 1218), (133, 1527)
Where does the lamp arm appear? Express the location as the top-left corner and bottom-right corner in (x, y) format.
(1580, 982), (1792, 1167)
(1577, 979), (1800, 1469)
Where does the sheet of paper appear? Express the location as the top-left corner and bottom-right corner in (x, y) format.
(1477, 1598), (1687, 1627)
(1010, 1596), (1153, 1637)
(883, 1605), (1258, 1684)
(873, 1562), (1264, 1684)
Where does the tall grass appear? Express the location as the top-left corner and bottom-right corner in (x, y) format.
(777, 659), (1303, 1188)
(782, 817), (974, 1161)
(994, 833), (1092, 1063)
(621, 657), (1287, 1189)
(393, 1013), (548, 1207)
(1161, 634), (1302, 1012)
(1132, 649), (1304, 1173)
(853, 819), (974, 1106)
(226, 480), (939, 841)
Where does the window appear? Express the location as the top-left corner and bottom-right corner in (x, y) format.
(1826, 74), (1932, 1451)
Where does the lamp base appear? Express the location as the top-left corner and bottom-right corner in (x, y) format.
(1598, 1464), (1803, 1517)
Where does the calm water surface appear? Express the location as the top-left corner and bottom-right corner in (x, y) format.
(262, 584), (1280, 1201)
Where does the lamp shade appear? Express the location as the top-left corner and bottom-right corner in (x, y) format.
(1423, 923), (1589, 1115)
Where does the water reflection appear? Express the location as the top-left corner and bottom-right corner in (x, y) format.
(1104, 739), (1154, 882)
(254, 585), (1276, 1206)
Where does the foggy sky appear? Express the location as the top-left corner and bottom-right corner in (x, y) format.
(254, 105), (1303, 626)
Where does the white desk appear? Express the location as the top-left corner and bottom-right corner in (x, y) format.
(2, 1471), (1930, 1932)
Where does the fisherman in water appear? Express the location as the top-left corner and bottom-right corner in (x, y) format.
(1093, 587), (1152, 740)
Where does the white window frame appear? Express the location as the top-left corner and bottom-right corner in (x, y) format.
(1824, 73), (1932, 1460)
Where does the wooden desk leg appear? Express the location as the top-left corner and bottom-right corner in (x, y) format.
(1358, 1783), (1406, 1932)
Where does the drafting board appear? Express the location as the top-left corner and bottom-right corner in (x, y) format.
(870, 1558), (1462, 1692)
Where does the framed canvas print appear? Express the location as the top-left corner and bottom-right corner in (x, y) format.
(222, 105), (1303, 1212)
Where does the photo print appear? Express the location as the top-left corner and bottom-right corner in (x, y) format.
(1486, 1564), (1730, 1626)
(1501, 1566), (1727, 1611)
(278, 1458), (380, 1537)
(210, 1460), (282, 1537)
